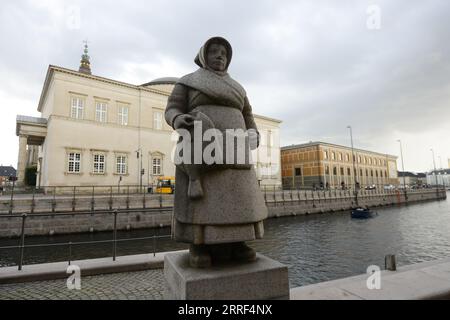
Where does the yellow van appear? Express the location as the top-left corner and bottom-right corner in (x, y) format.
(155, 176), (175, 194)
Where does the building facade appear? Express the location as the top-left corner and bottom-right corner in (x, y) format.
(397, 171), (427, 187)
(16, 61), (282, 190)
(427, 169), (450, 187)
(281, 142), (399, 189)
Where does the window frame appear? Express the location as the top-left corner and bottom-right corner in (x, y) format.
(92, 153), (106, 174)
(71, 97), (84, 120)
(153, 110), (163, 130)
(118, 105), (129, 126)
(152, 157), (162, 176)
(95, 101), (108, 123)
(67, 152), (81, 174)
(115, 155), (127, 175)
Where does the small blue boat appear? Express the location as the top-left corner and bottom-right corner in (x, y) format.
(351, 207), (376, 219)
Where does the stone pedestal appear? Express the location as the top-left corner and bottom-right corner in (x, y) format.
(164, 251), (289, 300)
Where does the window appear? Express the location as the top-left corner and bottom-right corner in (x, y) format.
(118, 106), (129, 125)
(71, 98), (84, 119)
(152, 158), (162, 175)
(371, 170), (374, 177)
(295, 168), (302, 176)
(376, 171), (378, 177)
(153, 111), (163, 130)
(333, 167), (337, 175)
(347, 168), (351, 176)
(68, 152), (81, 173)
(366, 169), (369, 176)
(368, 158), (372, 165)
(323, 151), (328, 160)
(331, 152), (335, 160)
(96, 102), (107, 122)
(325, 166), (330, 175)
(358, 156), (361, 163)
(340, 167), (344, 175)
(345, 154), (349, 162)
(93, 154), (105, 174)
(116, 156), (127, 174)
(267, 130), (273, 148)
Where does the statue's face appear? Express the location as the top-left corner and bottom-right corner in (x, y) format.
(206, 43), (227, 71)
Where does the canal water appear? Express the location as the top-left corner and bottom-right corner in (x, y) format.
(1, 193), (449, 287)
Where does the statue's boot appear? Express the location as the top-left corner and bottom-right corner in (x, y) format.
(189, 244), (211, 268)
(231, 242), (256, 262)
(188, 179), (204, 199)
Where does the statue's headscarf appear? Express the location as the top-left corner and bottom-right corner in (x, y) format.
(194, 37), (233, 76)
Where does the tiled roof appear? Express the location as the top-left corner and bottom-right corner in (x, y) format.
(0, 166), (16, 177)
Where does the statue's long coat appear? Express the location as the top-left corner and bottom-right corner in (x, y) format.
(165, 67), (268, 244)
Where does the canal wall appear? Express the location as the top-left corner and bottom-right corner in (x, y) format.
(290, 256), (450, 300)
(267, 188), (447, 218)
(0, 189), (446, 238)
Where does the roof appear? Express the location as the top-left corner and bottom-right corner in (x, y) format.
(281, 141), (397, 159)
(38, 65), (171, 112)
(16, 115), (47, 125)
(398, 171), (422, 178)
(0, 166), (16, 177)
(429, 169), (450, 175)
(141, 77), (179, 86)
(16, 115), (47, 136)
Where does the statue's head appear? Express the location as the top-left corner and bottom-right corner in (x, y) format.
(195, 37), (232, 73)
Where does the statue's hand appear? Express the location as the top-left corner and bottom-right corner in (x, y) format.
(248, 129), (259, 150)
(174, 114), (195, 129)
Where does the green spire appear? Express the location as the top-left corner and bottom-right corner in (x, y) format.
(79, 40), (91, 75)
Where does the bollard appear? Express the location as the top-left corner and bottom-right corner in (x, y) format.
(113, 210), (118, 261)
(18, 213), (27, 271)
(385, 254), (397, 271)
(68, 241), (72, 266)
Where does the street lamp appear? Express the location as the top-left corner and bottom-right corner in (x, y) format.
(347, 125), (359, 206)
(397, 139), (408, 200)
(430, 148), (438, 187)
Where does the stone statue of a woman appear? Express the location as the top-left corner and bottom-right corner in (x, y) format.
(165, 36), (268, 268)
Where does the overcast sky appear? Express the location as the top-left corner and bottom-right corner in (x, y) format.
(0, 0), (449, 172)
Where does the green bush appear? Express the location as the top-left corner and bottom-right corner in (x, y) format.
(24, 166), (37, 186)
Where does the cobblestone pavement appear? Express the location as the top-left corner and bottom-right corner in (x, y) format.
(0, 269), (165, 300)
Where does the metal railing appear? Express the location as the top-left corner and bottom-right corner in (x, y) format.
(0, 208), (173, 270)
(1, 184), (173, 215)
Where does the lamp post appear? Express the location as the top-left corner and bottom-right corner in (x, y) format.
(347, 125), (359, 206)
(397, 140), (408, 201)
(430, 148), (438, 187)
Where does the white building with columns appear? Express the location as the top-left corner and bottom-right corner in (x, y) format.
(15, 49), (282, 190)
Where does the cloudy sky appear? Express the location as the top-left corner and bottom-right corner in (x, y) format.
(0, 0), (449, 172)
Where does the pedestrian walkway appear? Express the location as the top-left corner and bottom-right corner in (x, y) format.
(0, 269), (165, 300)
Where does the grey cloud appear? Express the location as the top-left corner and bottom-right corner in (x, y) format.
(0, 0), (449, 171)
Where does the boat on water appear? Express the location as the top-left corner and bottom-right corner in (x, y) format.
(351, 207), (376, 219)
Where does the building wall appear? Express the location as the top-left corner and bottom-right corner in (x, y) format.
(281, 143), (399, 189)
(36, 68), (282, 189)
(253, 115), (282, 187)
